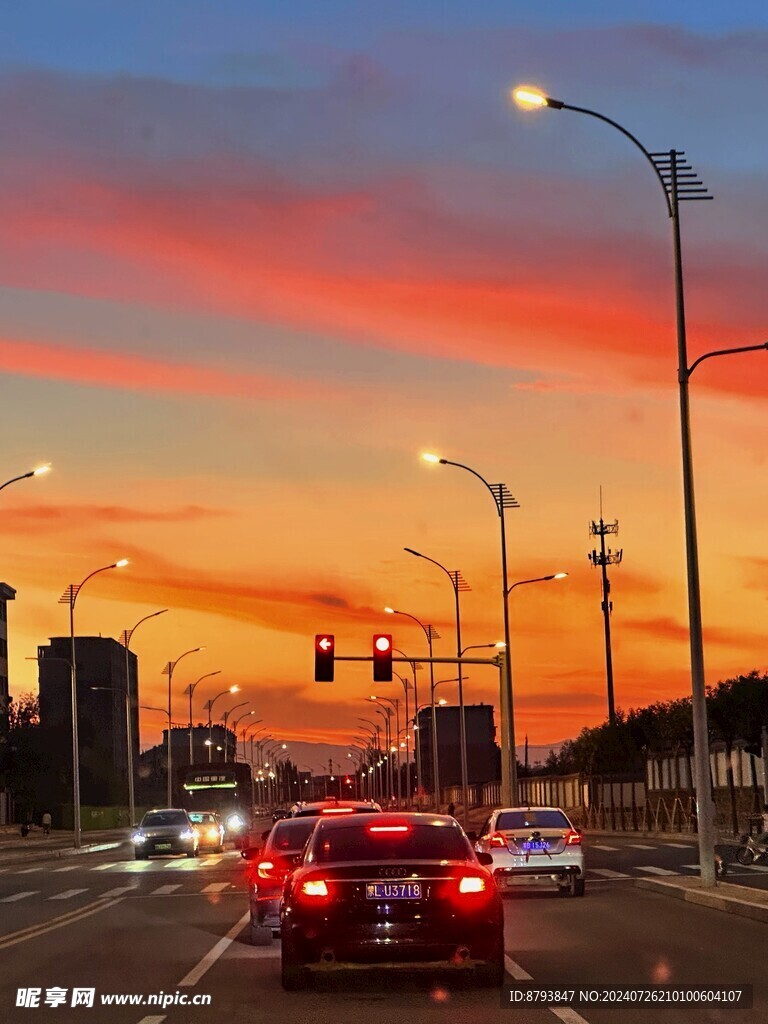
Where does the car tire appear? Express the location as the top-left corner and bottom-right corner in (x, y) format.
(281, 934), (311, 991)
(736, 846), (754, 866)
(572, 875), (585, 897)
(187, 848), (198, 859)
(475, 935), (505, 987)
(250, 923), (273, 946)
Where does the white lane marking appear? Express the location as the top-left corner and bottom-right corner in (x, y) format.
(204, 857), (222, 866)
(627, 844), (656, 850)
(163, 859), (198, 869)
(16, 868), (40, 874)
(150, 884), (182, 896)
(636, 866), (678, 876)
(53, 865), (79, 872)
(589, 868), (631, 879)
(137, 1017), (166, 1024)
(0, 891), (39, 902)
(48, 888), (89, 900)
(100, 886), (136, 899)
(663, 843), (693, 848)
(550, 1008), (591, 1024)
(178, 911), (250, 987)
(680, 865), (701, 870)
(504, 955), (533, 980)
(590, 844), (619, 851)
(201, 883), (230, 893)
(739, 863), (768, 873)
(92, 862), (122, 870)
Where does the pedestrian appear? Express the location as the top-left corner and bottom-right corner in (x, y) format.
(41, 811), (52, 836)
(447, 802), (456, 818)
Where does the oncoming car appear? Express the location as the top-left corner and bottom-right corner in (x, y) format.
(473, 806), (585, 897)
(279, 812), (504, 989)
(188, 811), (225, 853)
(132, 809), (199, 859)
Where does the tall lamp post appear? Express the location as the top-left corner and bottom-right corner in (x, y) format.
(386, 608), (441, 807)
(512, 85), (768, 885)
(183, 670), (220, 764)
(404, 547), (471, 824)
(163, 647), (204, 805)
(231, 710), (257, 760)
(392, 671), (412, 803)
(58, 558), (129, 848)
(119, 609), (168, 824)
(205, 685), (240, 761)
(370, 696), (400, 805)
(1, 464), (51, 493)
(422, 452), (520, 805)
(221, 701), (249, 762)
(393, 648), (421, 803)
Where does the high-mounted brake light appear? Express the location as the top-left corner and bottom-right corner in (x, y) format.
(459, 876), (486, 893)
(321, 807), (355, 814)
(565, 829), (582, 845)
(489, 833), (507, 848)
(301, 879), (329, 897)
(257, 861), (275, 878)
(368, 825), (409, 833)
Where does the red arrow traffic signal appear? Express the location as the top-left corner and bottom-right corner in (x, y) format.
(314, 634), (335, 682)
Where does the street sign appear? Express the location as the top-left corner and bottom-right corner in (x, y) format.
(314, 634), (335, 682)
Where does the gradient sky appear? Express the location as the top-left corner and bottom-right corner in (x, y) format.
(2, 3), (766, 762)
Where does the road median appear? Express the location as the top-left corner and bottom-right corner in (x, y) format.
(636, 875), (768, 924)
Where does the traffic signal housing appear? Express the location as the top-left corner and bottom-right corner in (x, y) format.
(373, 633), (393, 682)
(314, 634), (335, 682)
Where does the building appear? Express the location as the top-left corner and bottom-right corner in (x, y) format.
(0, 583), (16, 824)
(37, 636), (138, 809)
(417, 703), (499, 790)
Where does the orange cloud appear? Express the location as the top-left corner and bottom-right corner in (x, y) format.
(0, 502), (227, 534)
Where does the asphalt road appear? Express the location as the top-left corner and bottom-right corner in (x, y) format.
(0, 830), (765, 1023)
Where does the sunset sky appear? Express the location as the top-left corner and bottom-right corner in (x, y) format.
(2, 2), (766, 762)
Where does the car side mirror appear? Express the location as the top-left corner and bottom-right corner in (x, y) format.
(476, 852), (494, 867)
(465, 831), (477, 843)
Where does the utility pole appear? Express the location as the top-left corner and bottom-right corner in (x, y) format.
(589, 491), (623, 727)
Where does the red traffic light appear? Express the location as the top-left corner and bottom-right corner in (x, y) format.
(372, 633), (393, 682)
(314, 634), (335, 682)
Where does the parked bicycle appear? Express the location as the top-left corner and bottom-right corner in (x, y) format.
(735, 833), (768, 866)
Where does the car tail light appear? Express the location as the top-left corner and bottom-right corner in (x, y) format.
(321, 807), (355, 814)
(368, 824), (409, 834)
(257, 861), (276, 879)
(301, 879), (329, 897)
(489, 833), (507, 848)
(458, 875), (487, 894)
(565, 829), (581, 845)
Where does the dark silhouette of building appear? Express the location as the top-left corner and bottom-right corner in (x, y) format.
(417, 703), (499, 789)
(37, 636), (138, 808)
(0, 583), (16, 825)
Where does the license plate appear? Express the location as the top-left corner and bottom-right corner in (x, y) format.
(522, 841), (549, 851)
(156, 843), (172, 850)
(366, 882), (421, 900)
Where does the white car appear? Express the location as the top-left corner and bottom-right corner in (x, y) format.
(473, 806), (585, 897)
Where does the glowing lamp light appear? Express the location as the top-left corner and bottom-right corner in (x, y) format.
(512, 86), (548, 109)
(115, 559), (129, 568)
(554, 572), (568, 580)
(421, 452), (441, 463)
(33, 464), (52, 476)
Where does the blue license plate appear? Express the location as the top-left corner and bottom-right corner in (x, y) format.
(366, 882), (422, 899)
(522, 841), (549, 851)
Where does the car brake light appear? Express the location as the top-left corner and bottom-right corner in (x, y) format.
(459, 875), (487, 893)
(368, 825), (409, 833)
(257, 861), (275, 878)
(489, 833), (507, 848)
(565, 829), (581, 845)
(321, 807), (355, 814)
(301, 879), (329, 897)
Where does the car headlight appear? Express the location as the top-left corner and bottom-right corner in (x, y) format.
(227, 814), (244, 830)
(179, 830), (195, 841)
(131, 833), (146, 844)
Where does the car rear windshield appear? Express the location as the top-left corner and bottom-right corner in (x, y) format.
(268, 819), (318, 852)
(189, 813), (215, 825)
(313, 823), (470, 862)
(142, 811), (188, 827)
(496, 810), (570, 830)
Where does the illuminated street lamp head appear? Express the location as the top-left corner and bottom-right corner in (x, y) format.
(229, 685), (239, 693)
(554, 572), (568, 580)
(33, 464), (52, 476)
(115, 559), (129, 568)
(511, 85), (563, 110)
(438, 698), (447, 706)
(421, 452), (442, 464)
(384, 607), (394, 615)
(495, 641), (506, 648)
(281, 743), (287, 749)
(204, 739), (212, 746)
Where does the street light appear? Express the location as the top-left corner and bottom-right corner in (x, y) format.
(385, 607), (442, 808)
(511, 87), (768, 887)
(231, 710), (257, 760)
(119, 609), (168, 823)
(182, 670), (220, 765)
(393, 648), (421, 804)
(221, 701), (249, 762)
(205, 686), (240, 762)
(163, 647), (204, 805)
(392, 671), (412, 804)
(0, 464), (52, 493)
(422, 452), (519, 804)
(58, 558), (129, 848)
(370, 695), (401, 805)
(404, 546), (472, 825)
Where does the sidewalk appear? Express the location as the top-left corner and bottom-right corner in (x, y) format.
(636, 875), (768, 924)
(0, 826), (130, 865)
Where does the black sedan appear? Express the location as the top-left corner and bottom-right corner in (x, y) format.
(279, 812), (504, 989)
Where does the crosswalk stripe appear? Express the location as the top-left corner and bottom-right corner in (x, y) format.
(100, 886), (136, 899)
(663, 843), (692, 849)
(48, 888), (89, 900)
(590, 868), (631, 879)
(0, 891), (39, 902)
(16, 868), (40, 874)
(204, 857), (222, 866)
(591, 844), (619, 851)
(92, 862), (121, 870)
(201, 883), (230, 893)
(681, 864), (701, 871)
(636, 865), (678, 875)
(627, 844), (656, 850)
(150, 884), (182, 896)
(53, 865), (78, 872)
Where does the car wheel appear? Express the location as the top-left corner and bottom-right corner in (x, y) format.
(250, 922), (273, 946)
(475, 936), (505, 987)
(186, 849), (197, 859)
(736, 846), (754, 866)
(281, 933), (311, 991)
(572, 875), (585, 897)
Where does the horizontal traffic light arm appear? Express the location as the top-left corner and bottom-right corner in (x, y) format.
(332, 655), (502, 666)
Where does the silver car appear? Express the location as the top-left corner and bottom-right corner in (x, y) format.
(473, 806), (585, 896)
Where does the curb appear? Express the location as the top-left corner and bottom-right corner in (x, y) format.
(0, 840), (126, 868)
(636, 877), (768, 924)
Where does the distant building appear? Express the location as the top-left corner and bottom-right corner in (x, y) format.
(417, 703), (499, 790)
(0, 583), (16, 824)
(37, 637), (138, 808)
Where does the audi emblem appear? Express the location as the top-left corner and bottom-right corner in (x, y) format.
(379, 867), (408, 878)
